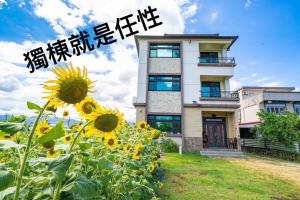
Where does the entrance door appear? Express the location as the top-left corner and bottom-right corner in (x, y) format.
(203, 117), (227, 148)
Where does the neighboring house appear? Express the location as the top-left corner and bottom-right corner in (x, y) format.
(236, 86), (300, 138)
(133, 34), (240, 152)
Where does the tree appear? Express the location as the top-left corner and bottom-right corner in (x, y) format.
(252, 110), (300, 146)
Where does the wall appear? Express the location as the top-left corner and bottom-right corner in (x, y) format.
(149, 58), (181, 74)
(148, 92), (181, 113)
(135, 106), (146, 122)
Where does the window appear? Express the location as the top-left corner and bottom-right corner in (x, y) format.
(294, 103), (300, 115)
(201, 82), (221, 97)
(265, 102), (286, 114)
(148, 75), (181, 91)
(149, 43), (180, 58)
(147, 115), (181, 134)
(200, 52), (219, 63)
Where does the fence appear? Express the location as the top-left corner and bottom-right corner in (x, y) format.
(241, 139), (300, 162)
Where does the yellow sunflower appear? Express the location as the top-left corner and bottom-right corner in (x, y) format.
(149, 162), (156, 172)
(75, 96), (100, 119)
(137, 121), (148, 129)
(132, 143), (143, 160)
(103, 134), (119, 149)
(63, 110), (69, 118)
(47, 149), (60, 158)
(36, 121), (51, 137)
(63, 134), (73, 143)
(151, 129), (161, 139)
(45, 101), (58, 113)
(43, 63), (94, 107)
(86, 107), (124, 137)
(0, 134), (15, 141)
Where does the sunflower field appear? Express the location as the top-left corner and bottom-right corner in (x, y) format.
(0, 64), (163, 200)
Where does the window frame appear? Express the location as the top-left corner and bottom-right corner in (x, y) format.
(148, 75), (181, 92)
(294, 102), (300, 115)
(200, 52), (219, 63)
(201, 81), (221, 97)
(265, 101), (287, 114)
(149, 43), (180, 58)
(147, 115), (181, 135)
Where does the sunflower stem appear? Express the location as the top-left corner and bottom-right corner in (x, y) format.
(14, 100), (50, 200)
(52, 120), (92, 200)
(69, 120), (92, 152)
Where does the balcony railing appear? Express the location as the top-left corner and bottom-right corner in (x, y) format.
(200, 91), (239, 100)
(198, 57), (236, 66)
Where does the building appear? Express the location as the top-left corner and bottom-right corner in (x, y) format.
(133, 34), (241, 152)
(236, 86), (300, 138)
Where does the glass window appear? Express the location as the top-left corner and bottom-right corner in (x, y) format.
(201, 82), (221, 97)
(148, 75), (181, 91)
(147, 115), (181, 134)
(149, 44), (180, 58)
(294, 103), (300, 115)
(265, 102), (286, 114)
(200, 52), (219, 63)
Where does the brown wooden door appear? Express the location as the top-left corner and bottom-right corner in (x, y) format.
(203, 117), (226, 147)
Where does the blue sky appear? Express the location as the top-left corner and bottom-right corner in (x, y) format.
(0, 0), (299, 120)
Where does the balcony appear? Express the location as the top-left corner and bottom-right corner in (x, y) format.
(200, 91), (239, 101)
(198, 57), (236, 67)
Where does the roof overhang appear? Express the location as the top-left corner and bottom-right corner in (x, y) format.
(134, 34), (238, 54)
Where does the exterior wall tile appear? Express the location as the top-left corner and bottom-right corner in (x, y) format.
(149, 58), (181, 74)
(148, 91), (181, 113)
(135, 106), (146, 123)
(184, 137), (203, 152)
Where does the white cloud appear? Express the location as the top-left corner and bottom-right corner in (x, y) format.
(210, 11), (219, 23)
(182, 2), (198, 19)
(262, 82), (280, 87)
(244, 0), (252, 8)
(254, 76), (275, 83)
(230, 79), (242, 91)
(0, 0), (198, 122)
(0, 0), (7, 9)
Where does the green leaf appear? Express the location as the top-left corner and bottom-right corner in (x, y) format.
(0, 121), (23, 135)
(61, 174), (101, 200)
(0, 186), (16, 200)
(0, 140), (25, 150)
(27, 101), (42, 111)
(48, 154), (74, 182)
(0, 171), (14, 191)
(36, 121), (65, 144)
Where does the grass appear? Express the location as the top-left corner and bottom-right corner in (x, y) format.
(159, 153), (300, 200)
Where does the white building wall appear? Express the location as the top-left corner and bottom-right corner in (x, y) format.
(136, 40), (148, 103)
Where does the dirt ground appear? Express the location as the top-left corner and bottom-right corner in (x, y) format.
(226, 156), (300, 187)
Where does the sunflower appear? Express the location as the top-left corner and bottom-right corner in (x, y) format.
(137, 121), (148, 129)
(36, 121), (51, 137)
(45, 101), (58, 113)
(149, 162), (156, 172)
(86, 107), (124, 137)
(63, 134), (73, 143)
(63, 110), (69, 118)
(47, 149), (60, 158)
(132, 143), (143, 160)
(151, 129), (161, 139)
(75, 96), (100, 119)
(103, 134), (119, 149)
(0, 134), (15, 141)
(43, 63), (94, 107)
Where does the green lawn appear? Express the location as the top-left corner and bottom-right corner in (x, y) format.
(159, 153), (300, 200)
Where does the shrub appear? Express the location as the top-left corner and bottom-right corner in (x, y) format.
(161, 138), (179, 153)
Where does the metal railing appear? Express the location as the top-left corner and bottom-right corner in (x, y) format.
(200, 91), (239, 100)
(198, 57), (236, 66)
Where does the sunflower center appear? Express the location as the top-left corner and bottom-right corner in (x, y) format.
(82, 102), (96, 114)
(40, 127), (49, 134)
(140, 123), (146, 128)
(58, 78), (88, 104)
(94, 114), (119, 132)
(107, 138), (115, 146)
(65, 136), (71, 141)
